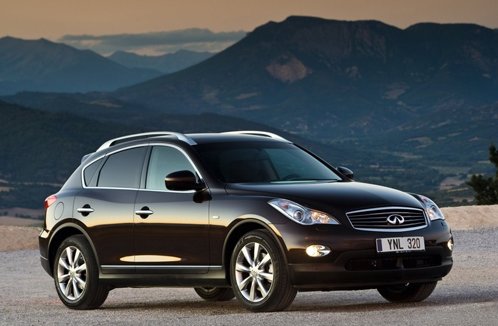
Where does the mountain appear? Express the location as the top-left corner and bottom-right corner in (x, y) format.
(2, 17), (497, 206)
(109, 16), (498, 204)
(0, 37), (161, 95)
(108, 50), (213, 73)
(115, 16), (498, 139)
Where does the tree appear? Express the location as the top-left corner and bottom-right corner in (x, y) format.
(467, 144), (498, 205)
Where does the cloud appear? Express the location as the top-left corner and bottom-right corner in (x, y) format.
(59, 28), (246, 55)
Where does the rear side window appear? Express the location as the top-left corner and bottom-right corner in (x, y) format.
(83, 158), (103, 187)
(146, 146), (196, 190)
(97, 147), (147, 189)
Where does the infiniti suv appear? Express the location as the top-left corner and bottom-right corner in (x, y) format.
(39, 131), (453, 312)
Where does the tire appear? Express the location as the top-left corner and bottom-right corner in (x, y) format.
(230, 230), (297, 312)
(194, 287), (235, 301)
(377, 281), (437, 303)
(53, 235), (109, 309)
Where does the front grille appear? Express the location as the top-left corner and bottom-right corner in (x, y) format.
(346, 207), (427, 231)
(345, 255), (441, 271)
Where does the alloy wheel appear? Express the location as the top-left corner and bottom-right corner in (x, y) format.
(57, 246), (87, 301)
(234, 242), (274, 303)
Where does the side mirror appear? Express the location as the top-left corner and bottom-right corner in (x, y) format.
(165, 170), (204, 191)
(337, 166), (354, 179)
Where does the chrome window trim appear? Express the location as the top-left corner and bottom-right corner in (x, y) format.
(81, 143), (205, 193)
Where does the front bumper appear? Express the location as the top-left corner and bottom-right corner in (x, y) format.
(290, 247), (453, 290)
(275, 219), (453, 289)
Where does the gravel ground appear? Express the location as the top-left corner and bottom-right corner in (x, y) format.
(1, 229), (497, 325)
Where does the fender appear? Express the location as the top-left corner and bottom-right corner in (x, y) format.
(48, 220), (102, 274)
(222, 216), (289, 269)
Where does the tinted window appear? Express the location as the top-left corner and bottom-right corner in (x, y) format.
(146, 146), (196, 190)
(83, 158), (103, 187)
(97, 147), (147, 188)
(195, 141), (341, 183)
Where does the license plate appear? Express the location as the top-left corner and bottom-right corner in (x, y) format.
(376, 236), (425, 253)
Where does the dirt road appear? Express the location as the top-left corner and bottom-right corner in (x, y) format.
(1, 228), (497, 325)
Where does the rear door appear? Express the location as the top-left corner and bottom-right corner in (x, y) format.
(133, 145), (210, 273)
(74, 146), (147, 273)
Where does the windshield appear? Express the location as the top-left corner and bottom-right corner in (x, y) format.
(194, 141), (341, 183)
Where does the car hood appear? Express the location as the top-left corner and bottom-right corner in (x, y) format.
(226, 181), (424, 213)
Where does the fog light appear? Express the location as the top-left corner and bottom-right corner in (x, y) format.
(447, 239), (454, 251)
(305, 245), (331, 257)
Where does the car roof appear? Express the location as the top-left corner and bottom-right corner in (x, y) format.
(81, 131), (291, 164)
(99, 131), (290, 151)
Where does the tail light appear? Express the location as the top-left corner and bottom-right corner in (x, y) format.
(44, 195), (57, 209)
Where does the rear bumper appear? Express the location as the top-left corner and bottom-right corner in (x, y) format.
(38, 229), (51, 276)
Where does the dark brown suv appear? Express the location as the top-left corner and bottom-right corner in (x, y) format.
(39, 131), (453, 312)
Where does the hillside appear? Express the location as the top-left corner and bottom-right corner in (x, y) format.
(0, 100), (359, 208)
(108, 50), (213, 73)
(0, 100), (141, 207)
(115, 16), (498, 140)
(0, 37), (160, 94)
(110, 16), (498, 203)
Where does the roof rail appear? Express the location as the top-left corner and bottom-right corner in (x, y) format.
(97, 132), (196, 151)
(222, 130), (290, 142)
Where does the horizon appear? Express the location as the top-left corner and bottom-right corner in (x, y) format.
(2, 0), (497, 40)
(2, 14), (497, 56)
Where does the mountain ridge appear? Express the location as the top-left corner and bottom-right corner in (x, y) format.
(0, 36), (161, 94)
(108, 49), (213, 73)
(115, 17), (498, 131)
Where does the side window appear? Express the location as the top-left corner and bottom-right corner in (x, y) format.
(146, 146), (196, 190)
(83, 158), (103, 187)
(97, 147), (147, 188)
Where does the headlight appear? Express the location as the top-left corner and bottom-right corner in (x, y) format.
(268, 199), (340, 225)
(418, 195), (445, 221)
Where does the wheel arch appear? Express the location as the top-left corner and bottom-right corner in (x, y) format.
(222, 219), (288, 284)
(48, 222), (99, 275)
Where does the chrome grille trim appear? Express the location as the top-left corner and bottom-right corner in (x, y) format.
(346, 206), (427, 232)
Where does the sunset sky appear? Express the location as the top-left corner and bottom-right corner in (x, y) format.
(2, 0), (497, 39)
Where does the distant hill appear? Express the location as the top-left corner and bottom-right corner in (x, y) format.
(115, 16), (498, 139)
(0, 37), (161, 95)
(108, 50), (213, 73)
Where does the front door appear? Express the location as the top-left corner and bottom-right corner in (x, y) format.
(133, 145), (210, 273)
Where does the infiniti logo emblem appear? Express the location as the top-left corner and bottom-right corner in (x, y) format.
(387, 214), (405, 225)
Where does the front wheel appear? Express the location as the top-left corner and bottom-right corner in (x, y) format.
(230, 230), (296, 312)
(377, 282), (437, 303)
(194, 287), (235, 301)
(53, 235), (109, 309)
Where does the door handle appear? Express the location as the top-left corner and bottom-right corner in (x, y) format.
(135, 207), (154, 219)
(77, 205), (94, 216)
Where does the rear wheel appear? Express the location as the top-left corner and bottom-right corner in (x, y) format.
(53, 235), (109, 309)
(377, 282), (437, 303)
(194, 287), (235, 301)
(230, 230), (296, 312)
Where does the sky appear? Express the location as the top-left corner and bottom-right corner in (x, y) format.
(2, 0), (497, 55)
